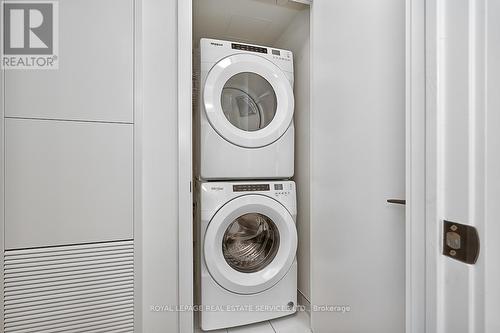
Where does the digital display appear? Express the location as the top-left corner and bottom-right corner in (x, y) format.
(274, 184), (283, 190)
(233, 184), (270, 192)
(231, 43), (268, 54)
(272, 49), (280, 56)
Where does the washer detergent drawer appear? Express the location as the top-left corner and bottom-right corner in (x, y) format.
(5, 118), (133, 249)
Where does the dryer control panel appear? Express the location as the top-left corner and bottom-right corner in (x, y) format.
(231, 182), (294, 198)
(271, 183), (294, 198)
(233, 184), (270, 192)
(201, 38), (294, 73)
(231, 43), (267, 54)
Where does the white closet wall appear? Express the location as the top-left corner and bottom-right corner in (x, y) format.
(193, 0), (306, 48)
(274, 9), (311, 304)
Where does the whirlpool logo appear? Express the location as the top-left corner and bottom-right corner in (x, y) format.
(210, 186), (224, 191)
(1, 1), (59, 69)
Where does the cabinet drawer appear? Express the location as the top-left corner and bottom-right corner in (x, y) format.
(5, 0), (134, 123)
(5, 118), (133, 249)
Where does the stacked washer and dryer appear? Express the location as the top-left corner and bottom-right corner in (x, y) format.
(195, 38), (298, 331)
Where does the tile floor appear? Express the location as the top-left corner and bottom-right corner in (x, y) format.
(195, 311), (311, 333)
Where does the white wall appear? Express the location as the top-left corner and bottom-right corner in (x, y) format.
(274, 9), (311, 303)
(142, 0), (179, 331)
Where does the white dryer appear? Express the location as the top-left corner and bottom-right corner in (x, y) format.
(196, 38), (295, 180)
(196, 181), (297, 331)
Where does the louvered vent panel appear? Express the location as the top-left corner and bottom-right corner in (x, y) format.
(3, 240), (134, 333)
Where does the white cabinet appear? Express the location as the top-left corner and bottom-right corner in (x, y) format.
(5, 118), (134, 249)
(4, 0), (134, 123)
(1, 0), (138, 331)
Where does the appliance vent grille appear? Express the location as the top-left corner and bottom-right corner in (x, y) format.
(3, 240), (134, 333)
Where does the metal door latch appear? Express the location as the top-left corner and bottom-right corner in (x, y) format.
(443, 220), (480, 264)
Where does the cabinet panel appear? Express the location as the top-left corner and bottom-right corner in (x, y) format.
(5, 118), (133, 249)
(3, 241), (135, 332)
(5, 0), (133, 123)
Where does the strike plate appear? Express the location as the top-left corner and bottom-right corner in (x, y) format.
(443, 220), (480, 264)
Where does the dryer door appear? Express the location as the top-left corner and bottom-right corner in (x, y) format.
(204, 195), (297, 295)
(203, 54), (294, 148)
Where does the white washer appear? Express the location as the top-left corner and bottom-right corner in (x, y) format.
(196, 181), (297, 331)
(196, 38), (295, 180)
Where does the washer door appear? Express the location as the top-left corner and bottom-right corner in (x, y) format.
(204, 195), (297, 295)
(203, 54), (294, 148)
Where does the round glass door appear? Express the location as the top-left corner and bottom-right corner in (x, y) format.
(203, 194), (297, 294)
(222, 213), (280, 273)
(221, 73), (277, 132)
(203, 53), (294, 148)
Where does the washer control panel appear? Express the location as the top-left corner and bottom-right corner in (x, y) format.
(201, 181), (296, 215)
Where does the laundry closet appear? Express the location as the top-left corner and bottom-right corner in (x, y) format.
(188, 0), (405, 332)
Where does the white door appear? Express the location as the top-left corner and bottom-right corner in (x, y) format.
(203, 54), (294, 148)
(310, 1), (406, 332)
(423, 0), (500, 332)
(204, 195), (297, 294)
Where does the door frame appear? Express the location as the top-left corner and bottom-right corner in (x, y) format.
(406, 0), (441, 332)
(405, 0), (426, 332)
(414, 0), (493, 331)
(178, 1), (194, 333)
